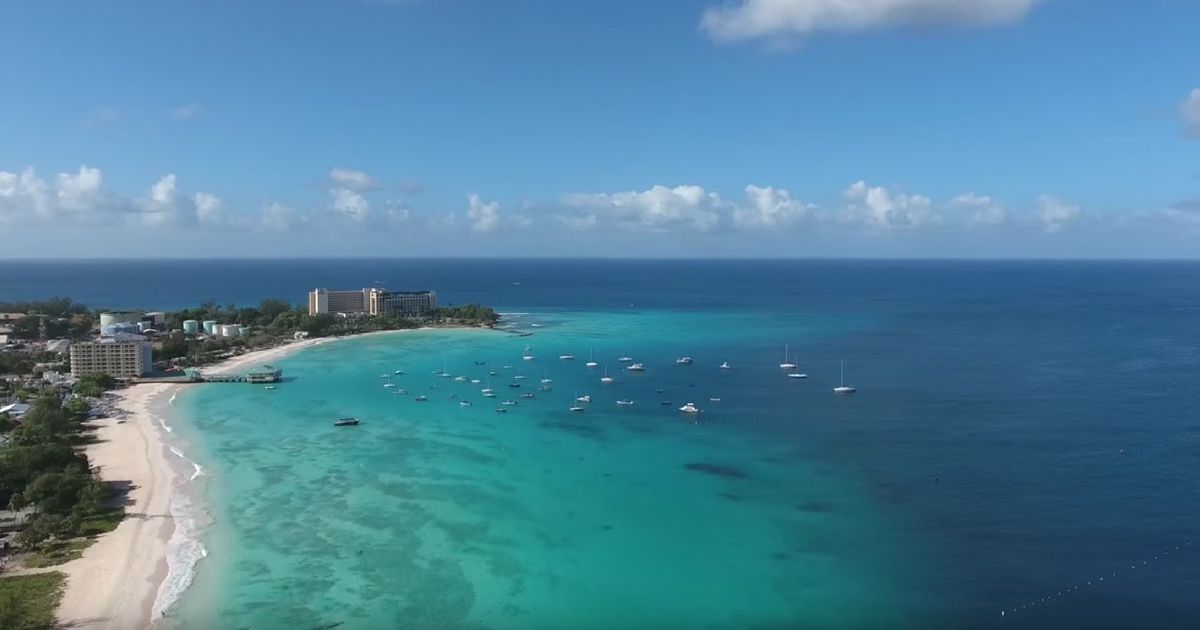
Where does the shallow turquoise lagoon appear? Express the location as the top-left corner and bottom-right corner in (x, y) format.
(170, 310), (927, 628)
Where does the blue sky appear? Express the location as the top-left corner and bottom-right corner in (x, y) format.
(1, 0), (1198, 258)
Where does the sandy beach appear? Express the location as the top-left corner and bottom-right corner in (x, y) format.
(52, 327), (475, 627)
(54, 383), (175, 629)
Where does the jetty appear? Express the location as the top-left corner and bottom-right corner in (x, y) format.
(134, 364), (283, 385)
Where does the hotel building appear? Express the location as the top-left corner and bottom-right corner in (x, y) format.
(308, 288), (437, 316)
(70, 335), (153, 379)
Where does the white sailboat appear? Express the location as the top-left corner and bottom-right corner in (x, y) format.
(834, 360), (857, 394)
(600, 365), (614, 384)
(787, 355), (807, 379)
(585, 348), (598, 368)
(618, 346), (633, 363)
(523, 346), (535, 361)
(780, 345), (797, 370)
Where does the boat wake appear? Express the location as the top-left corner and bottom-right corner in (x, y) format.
(153, 491), (209, 618)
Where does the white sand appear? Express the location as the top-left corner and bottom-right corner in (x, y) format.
(55, 383), (175, 629)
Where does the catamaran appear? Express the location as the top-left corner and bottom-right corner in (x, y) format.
(834, 360), (857, 394)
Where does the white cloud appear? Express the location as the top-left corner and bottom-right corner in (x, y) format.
(0, 165), (117, 221)
(561, 184), (723, 232)
(383, 199), (411, 223)
(950, 192), (1009, 227)
(842, 180), (933, 229)
(170, 104), (203, 120)
(1181, 88), (1200, 138)
(1037, 194), (1080, 233)
(329, 167), (380, 191)
(466, 193), (503, 232)
(701, 0), (1041, 43)
(559, 213), (599, 230)
(261, 202), (305, 231)
(330, 188), (370, 221)
(733, 185), (812, 228)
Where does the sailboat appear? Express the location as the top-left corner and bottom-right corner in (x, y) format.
(787, 355), (807, 379)
(481, 376), (496, 398)
(558, 352), (574, 360)
(618, 346), (633, 363)
(523, 346), (535, 361)
(834, 360), (857, 394)
(780, 345), (797, 370)
(600, 365), (614, 384)
(585, 349), (598, 368)
(383, 374), (396, 388)
(540, 368), (553, 384)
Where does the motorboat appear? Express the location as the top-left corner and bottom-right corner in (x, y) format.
(780, 345), (797, 370)
(625, 363), (645, 372)
(521, 392), (535, 399)
(616, 399), (634, 406)
(394, 369), (405, 375)
(530, 323), (543, 328)
(679, 402), (701, 414)
(575, 394), (591, 403)
(514, 375), (526, 380)
(540, 377), (553, 384)
(459, 400), (472, 407)
(569, 406), (585, 412)
(508, 382), (522, 388)
(334, 417), (360, 426)
(482, 390), (497, 398)
(454, 376), (468, 382)
(496, 407), (509, 413)
(415, 395), (428, 401)
(834, 360), (857, 394)
(538, 384), (553, 391)
(709, 397), (721, 402)
(264, 385), (277, 390)
(719, 362), (730, 369)
(675, 356), (694, 365)
(474, 361), (486, 366)
(559, 353), (574, 360)
(489, 370), (499, 376)
(383, 383), (396, 388)
(470, 379), (481, 384)
(501, 400), (518, 406)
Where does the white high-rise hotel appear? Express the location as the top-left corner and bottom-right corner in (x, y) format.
(308, 288), (437, 316)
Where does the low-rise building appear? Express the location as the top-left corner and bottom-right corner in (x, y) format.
(69, 335), (152, 379)
(308, 287), (437, 316)
(246, 365), (282, 383)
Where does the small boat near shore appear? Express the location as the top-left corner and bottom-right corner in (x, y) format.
(334, 417), (360, 426)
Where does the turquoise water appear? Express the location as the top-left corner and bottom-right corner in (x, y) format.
(169, 310), (927, 628)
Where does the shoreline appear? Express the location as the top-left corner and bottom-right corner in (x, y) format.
(55, 325), (496, 628)
(54, 382), (177, 629)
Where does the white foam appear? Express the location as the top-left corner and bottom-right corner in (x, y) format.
(167, 445), (205, 481)
(157, 416), (174, 433)
(153, 491), (208, 618)
(168, 389), (178, 405)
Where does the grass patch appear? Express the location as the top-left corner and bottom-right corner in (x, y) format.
(0, 572), (65, 630)
(22, 540), (91, 569)
(78, 506), (124, 537)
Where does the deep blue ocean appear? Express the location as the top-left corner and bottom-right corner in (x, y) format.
(4, 259), (1199, 628)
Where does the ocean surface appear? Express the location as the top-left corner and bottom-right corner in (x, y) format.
(4, 259), (1200, 628)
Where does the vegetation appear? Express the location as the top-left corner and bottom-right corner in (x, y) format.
(0, 396), (118, 552)
(72, 374), (116, 398)
(0, 573), (65, 630)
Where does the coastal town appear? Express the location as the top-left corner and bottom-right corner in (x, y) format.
(0, 288), (497, 628)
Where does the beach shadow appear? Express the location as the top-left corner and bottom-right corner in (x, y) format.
(106, 480), (139, 507)
(60, 616), (113, 628)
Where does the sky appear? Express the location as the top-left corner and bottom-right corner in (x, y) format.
(1, 0), (1198, 258)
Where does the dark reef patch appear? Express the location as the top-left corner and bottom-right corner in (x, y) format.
(685, 462), (748, 478)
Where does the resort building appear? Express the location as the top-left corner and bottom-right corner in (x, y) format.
(308, 288), (437, 316)
(69, 335), (153, 379)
